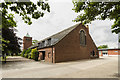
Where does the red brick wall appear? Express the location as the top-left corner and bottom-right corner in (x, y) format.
(108, 49), (119, 55)
(54, 24), (98, 63)
(23, 36), (32, 50)
(99, 49), (120, 56)
(52, 47), (55, 63)
(38, 52), (43, 60)
(38, 47), (54, 63)
(99, 51), (103, 56)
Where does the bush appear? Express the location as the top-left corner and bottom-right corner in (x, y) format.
(21, 49), (26, 57)
(25, 48), (31, 54)
(28, 53), (31, 59)
(24, 48), (31, 58)
(31, 48), (39, 61)
(17, 53), (21, 56)
(24, 54), (28, 58)
(31, 48), (36, 59)
(34, 52), (39, 61)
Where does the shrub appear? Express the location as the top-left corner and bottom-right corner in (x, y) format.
(31, 48), (36, 59)
(28, 53), (31, 59)
(21, 49), (26, 57)
(24, 48), (31, 58)
(25, 48), (31, 54)
(34, 52), (39, 61)
(24, 54), (28, 58)
(17, 53), (21, 56)
(31, 48), (39, 61)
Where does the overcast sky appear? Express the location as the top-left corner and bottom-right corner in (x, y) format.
(14, 0), (118, 49)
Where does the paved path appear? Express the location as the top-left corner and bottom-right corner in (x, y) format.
(2, 56), (118, 78)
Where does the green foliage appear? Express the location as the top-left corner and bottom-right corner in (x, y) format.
(72, 1), (120, 34)
(28, 53), (31, 59)
(1, 0), (50, 57)
(31, 48), (39, 61)
(1, 56), (7, 61)
(21, 49), (26, 57)
(31, 48), (37, 59)
(34, 51), (39, 61)
(17, 53), (21, 56)
(98, 45), (108, 49)
(2, 38), (10, 51)
(2, 28), (22, 56)
(1, 1), (50, 26)
(24, 54), (28, 58)
(24, 48), (31, 58)
(32, 40), (39, 45)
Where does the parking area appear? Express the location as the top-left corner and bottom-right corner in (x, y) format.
(2, 56), (118, 78)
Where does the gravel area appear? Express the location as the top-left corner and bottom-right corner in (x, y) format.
(2, 56), (118, 78)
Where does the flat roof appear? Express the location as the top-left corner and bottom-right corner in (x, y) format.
(98, 48), (120, 51)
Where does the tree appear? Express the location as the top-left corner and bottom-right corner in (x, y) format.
(1, 0), (50, 26)
(72, 1), (120, 34)
(98, 45), (108, 49)
(32, 40), (39, 45)
(1, 0), (50, 62)
(2, 28), (22, 56)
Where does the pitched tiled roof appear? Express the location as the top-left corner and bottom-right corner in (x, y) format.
(29, 23), (80, 49)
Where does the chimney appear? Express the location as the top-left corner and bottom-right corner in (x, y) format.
(86, 25), (89, 32)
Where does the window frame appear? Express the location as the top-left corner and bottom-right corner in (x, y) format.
(42, 41), (45, 47)
(79, 29), (86, 46)
(38, 42), (42, 48)
(47, 38), (51, 46)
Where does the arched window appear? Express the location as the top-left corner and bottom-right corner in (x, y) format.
(80, 30), (86, 46)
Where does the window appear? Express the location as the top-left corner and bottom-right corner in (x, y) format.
(80, 30), (86, 46)
(38, 43), (42, 48)
(102, 51), (108, 55)
(47, 38), (51, 46)
(26, 38), (30, 41)
(114, 51), (118, 52)
(42, 41), (45, 47)
(91, 50), (95, 56)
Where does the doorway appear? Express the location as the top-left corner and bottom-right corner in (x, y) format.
(41, 51), (45, 60)
(102, 51), (108, 56)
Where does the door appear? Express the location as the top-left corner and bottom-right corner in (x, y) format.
(42, 51), (45, 60)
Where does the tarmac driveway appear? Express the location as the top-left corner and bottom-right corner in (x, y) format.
(2, 56), (118, 78)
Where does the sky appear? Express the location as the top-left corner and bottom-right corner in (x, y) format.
(14, 0), (118, 49)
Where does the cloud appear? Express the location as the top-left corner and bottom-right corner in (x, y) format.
(14, 0), (118, 49)
(89, 20), (118, 48)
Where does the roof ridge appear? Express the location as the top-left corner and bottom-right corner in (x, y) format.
(29, 23), (81, 49)
(38, 23), (80, 42)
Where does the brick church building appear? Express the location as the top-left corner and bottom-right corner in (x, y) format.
(23, 23), (99, 63)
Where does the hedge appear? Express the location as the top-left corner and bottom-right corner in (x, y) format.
(21, 49), (26, 57)
(21, 48), (39, 61)
(24, 48), (31, 58)
(31, 48), (39, 61)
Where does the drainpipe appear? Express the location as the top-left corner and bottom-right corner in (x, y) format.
(52, 46), (53, 63)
